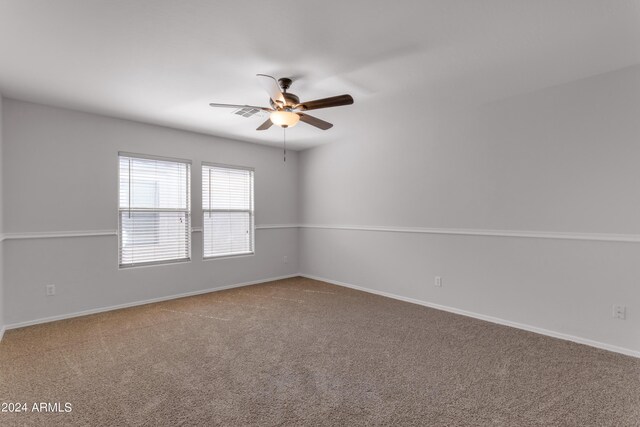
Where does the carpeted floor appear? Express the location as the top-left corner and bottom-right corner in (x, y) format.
(1, 277), (639, 426)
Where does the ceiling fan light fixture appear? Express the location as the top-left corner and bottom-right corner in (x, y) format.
(270, 110), (300, 128)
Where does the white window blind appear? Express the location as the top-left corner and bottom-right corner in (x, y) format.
(202, 164), (254, 258)
(119, 154), (191, 267)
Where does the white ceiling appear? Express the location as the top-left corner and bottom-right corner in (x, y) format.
(1, 0), (639, 150)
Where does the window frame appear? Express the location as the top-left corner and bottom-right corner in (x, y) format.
(201, 162), (255, 260)
(117, 152), (192, 269)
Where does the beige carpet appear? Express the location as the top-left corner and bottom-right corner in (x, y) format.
(1, 277), (639, 426)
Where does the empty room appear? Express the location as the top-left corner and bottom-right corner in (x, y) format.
(0, 1), (639, 425)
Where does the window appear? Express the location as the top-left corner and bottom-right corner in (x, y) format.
(119, 153), (191, 267)
(202, 163), (254, 258)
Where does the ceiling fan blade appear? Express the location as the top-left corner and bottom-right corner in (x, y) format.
(256, 74), (285, 105)
(256, 118), (273, 131)
(296, 94), (353, 111)
(209, 103), (271, 111)
(298, 113), (333, 130)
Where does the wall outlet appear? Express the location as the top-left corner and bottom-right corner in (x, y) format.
(283, 256), (288, 264)
(435, 276), (442, 287)
(46, 284), (56, 296)
(613, 305), (626, 320)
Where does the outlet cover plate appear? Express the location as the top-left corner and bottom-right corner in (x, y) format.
(613, 305), (626, 320)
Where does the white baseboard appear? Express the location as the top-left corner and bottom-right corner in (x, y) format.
(299, 274), (640, 359)
(0, 326), (5, 342)
(4, 274), (298, 331)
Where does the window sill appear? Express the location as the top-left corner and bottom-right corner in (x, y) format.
(203, 252), (255, 261)
(119, 258), (191, 269)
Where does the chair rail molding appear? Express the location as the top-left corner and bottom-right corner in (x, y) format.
(1, 224), (638, 243)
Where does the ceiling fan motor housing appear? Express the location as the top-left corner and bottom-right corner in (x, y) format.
(270, 92), (300, 110)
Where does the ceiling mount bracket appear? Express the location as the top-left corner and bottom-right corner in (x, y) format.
(278, 77), (293, 92)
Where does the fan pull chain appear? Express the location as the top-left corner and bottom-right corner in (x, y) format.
(283, 127), (287, 162)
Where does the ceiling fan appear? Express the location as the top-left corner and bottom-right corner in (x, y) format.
(209, 74), (354, 131)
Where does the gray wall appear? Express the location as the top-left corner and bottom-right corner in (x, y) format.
(0, 93), (4, 334)
(2, 99), (299, 326)
(298, 65), (640, 355)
